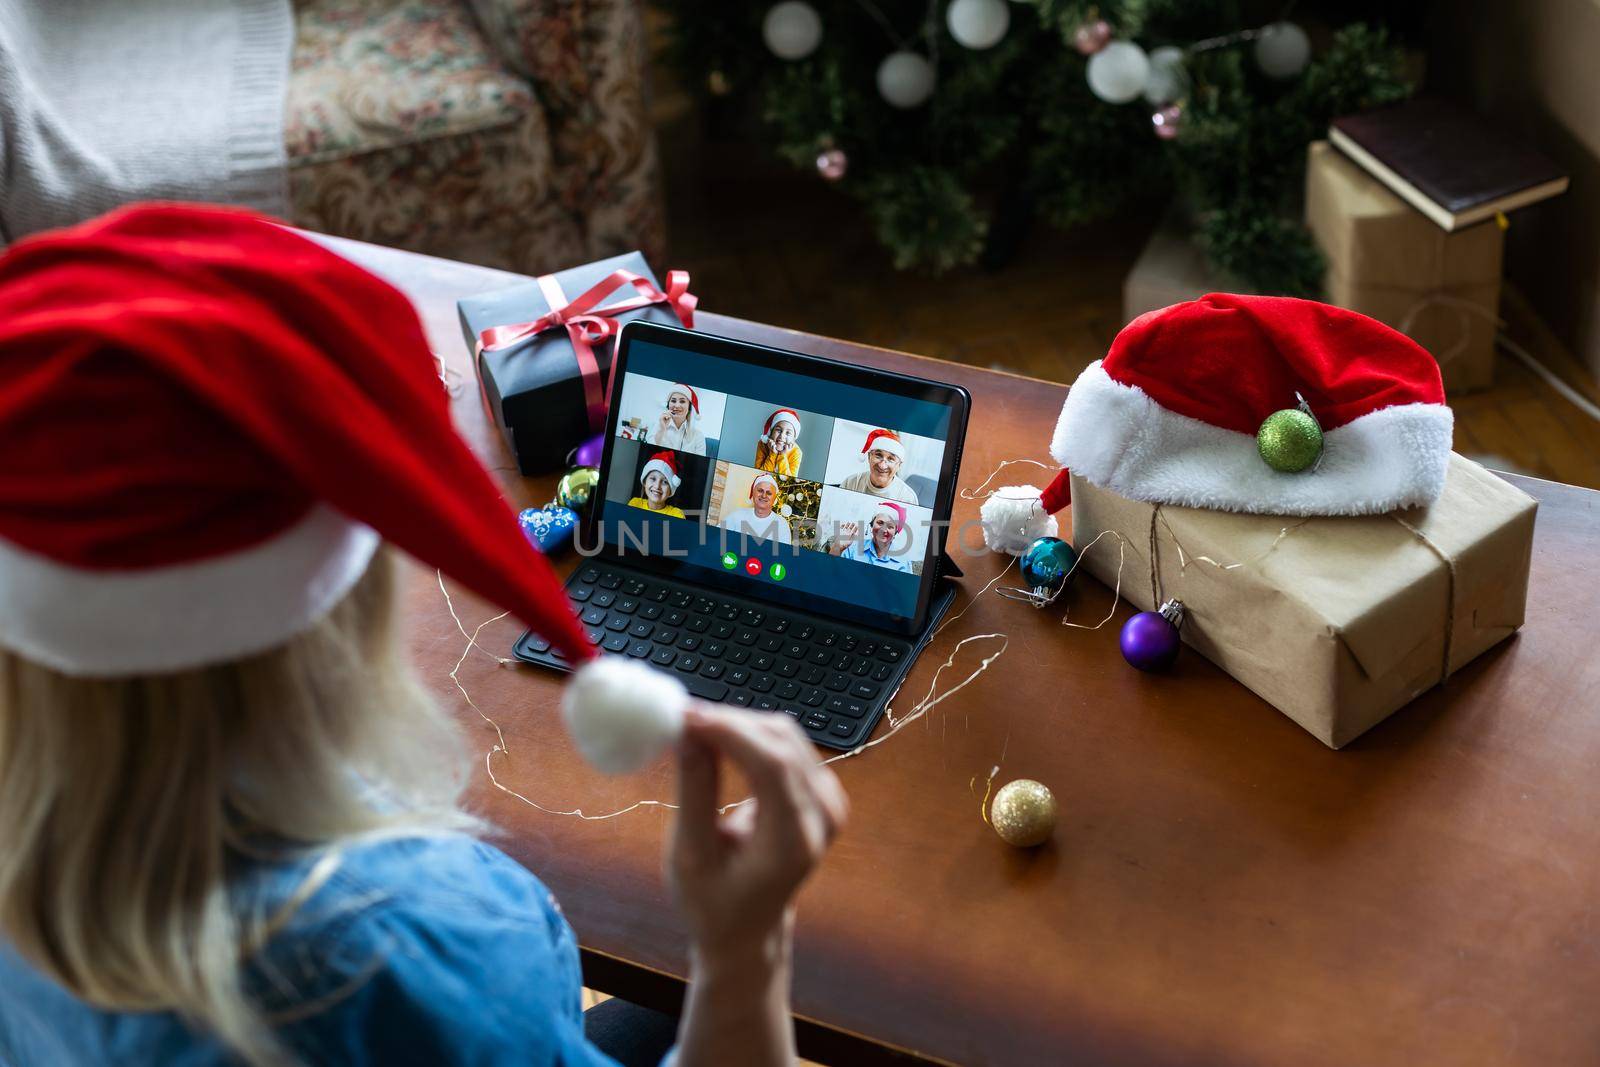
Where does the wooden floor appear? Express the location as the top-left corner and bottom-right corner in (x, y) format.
(656, 117), (1600, 491)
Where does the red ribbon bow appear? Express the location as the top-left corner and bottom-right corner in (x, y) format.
(476, 268), (697, 434)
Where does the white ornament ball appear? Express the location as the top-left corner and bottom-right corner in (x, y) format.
(876, 51), (936, 109)
(1086, 40), (1151, 105)
(1254, 21), (1310, 79)
(946, 0), (1010, 50)
(1142, 45), (1187, 104)
(562, 658), (687, 775)
(762, 1), (823, 61)
(979, 485), (1059, 555)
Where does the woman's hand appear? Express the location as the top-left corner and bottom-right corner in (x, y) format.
(828, 521), (858, 555)
(669, 705), (847, 959)
(657, 410), (675, 435)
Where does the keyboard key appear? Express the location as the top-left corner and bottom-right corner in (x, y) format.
(604, 615), (629, 632)
(758, 635), (783, 653)
(579, 567), (599, 584)
(776, 680), (800, 699)
(830, 720), (856, 739)
(640, 604), (663, 621)
(794, 624), (814, 641)
(853, 660), (873, 677)
(833, 653), (855, 671)
(654, 628), (679, 645)
(700, 662), (725, 680)
(592, 591), (616, 609)
(717, 604), (740, 621)
(828, 697), (867, 719)
(878, 645), (903, 662)
(622, 578), (647, 596)
(802, 666), (826, 686)
(598, 574), (622, 590)
(774, 660), (799, 678)
(651, 648), (677, 666)
(803, 711), (830, 731)
(840, 635), (858, 652)
(739, 609), (766, 627)
(750, 674), (776, 693)
(581, 606), (607, 626)
(816, 630), (838, 647)
(675, 654), (700, 673)
(613, 598), (638, 615)
(629, 620), (654, 639)
(824, 673), (851, 693)
(670, 591), (694, 607)
(872, 662), (894, 682)
(678, 635), (701, 652)
(783, 643), (807, 660)
(687, 616), (710, 633)
(712, 622), (736, 640)
(683, 676), (729, 701)
(693, 597), (716, 615)
(602, 634), (629, 653)
(568, 586), (592, 603)
(703, 641), (727, 660)
(584, 626), (604, 645)
(627, 641), (652, 658)
(782, 707), (803, 721)
(649, 587), (671, 602)
(850, 681), (881, 700)
(727, 667), (751, 687)
(857, 641), (877, 656)
(728, 691), (753, 707)
(827, 696), (849, 715)
(734, 629), (759, 646)
(728, 648), (751, 665)
(765, 617), (790, 634)
(801, 688), (827, 707)
(809, 649), (833, 665)
(527, 636), (551, 653)
(751, 653), (774, 671)
(754, 696), (780, 710)
(665, 609), (687, 626)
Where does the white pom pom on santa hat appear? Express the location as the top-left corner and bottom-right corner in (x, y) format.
(562, 657), (689, 774)
(979, 485), (1058, 555)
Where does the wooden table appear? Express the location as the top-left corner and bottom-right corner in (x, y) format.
(324, 235), (1600, 1067)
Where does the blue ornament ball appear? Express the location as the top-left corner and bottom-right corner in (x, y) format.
(518, 505), (579, 554)
(1018, 536), (1078, 596)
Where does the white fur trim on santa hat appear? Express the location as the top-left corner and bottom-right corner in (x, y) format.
(979, 485), (1059, 554)
(0, 505), (380, 677)
(1051, 361), (1454, 517)
(640, 457), (681, 492)
(862, 429), (905, 460)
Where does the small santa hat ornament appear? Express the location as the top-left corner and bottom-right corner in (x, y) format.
(979, 486), (1059, 555)
(763, 408), (802, 438)
(0, 204), (684, 775)
(640, 451), (682, 492)
(861, 427), (905, 460)
(667, 383), (699, 413)
(1038, 294), (1453, 517)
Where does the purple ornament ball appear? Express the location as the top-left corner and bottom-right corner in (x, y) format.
(1120, 605), (1182, 672)
(572, 433), (606, 469)
(816, 148), (848, 181)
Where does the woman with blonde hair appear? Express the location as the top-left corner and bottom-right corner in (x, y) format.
(0, 205), (844, 1066)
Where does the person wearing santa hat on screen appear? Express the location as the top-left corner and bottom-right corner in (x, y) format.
(0, 204), (843, 1067)
(839, 428), (917, 503)
(647, 383), (705, 453)
(628, 451), (688, 518)
(752, 408), (803, 476)
(718, 472), (792, 545)
(827, 501), (912, 572)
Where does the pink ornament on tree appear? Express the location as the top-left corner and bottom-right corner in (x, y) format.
(816, 147), (848, 181)
(1151, 104), (1182, 140)
(1073, 19), (1112, 55)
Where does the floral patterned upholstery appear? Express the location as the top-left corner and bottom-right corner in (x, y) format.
(285, 0), (662, 276)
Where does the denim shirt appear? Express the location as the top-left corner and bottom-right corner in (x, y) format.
(0, 834), (633, 1065)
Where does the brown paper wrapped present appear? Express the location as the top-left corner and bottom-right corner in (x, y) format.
(1306, 141), (1503, 394)
(1069, 454), (1536, 748)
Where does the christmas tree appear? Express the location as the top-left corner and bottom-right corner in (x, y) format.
(663, 0), (1412, 295)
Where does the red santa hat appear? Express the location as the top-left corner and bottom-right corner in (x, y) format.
(1039, 294), (1453, 517)
(640, 451), (681, 492)
(763, 408), (801, 438)
(666, 383), (699, 414)
(749, 473), (779, 499)
(0, 203), (594, 676)
(874, 500), (906, 532)
(861, 427), (905, 461)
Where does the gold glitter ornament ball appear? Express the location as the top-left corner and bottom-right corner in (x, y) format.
(990, 778), (1058, 848)
(555, 466), (600, 511)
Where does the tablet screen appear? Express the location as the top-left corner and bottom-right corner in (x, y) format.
(590, 325), (964, 631)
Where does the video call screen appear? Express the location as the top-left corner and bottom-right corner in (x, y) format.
(598, 338), (954, 622)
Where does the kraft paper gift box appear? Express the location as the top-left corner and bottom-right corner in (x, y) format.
(1069, 455), (1537, 748)
(1306, 141), (1504, 394)
(458, 251), (694, 474)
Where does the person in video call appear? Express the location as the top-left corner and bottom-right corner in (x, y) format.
(719, 472), (792, 545)
(648, 382), (705, 453)
(827, 501), (912, 572)
(839, 428), (917, 504)
(628, 451), (688, 518)
(752, 408), (803, 476)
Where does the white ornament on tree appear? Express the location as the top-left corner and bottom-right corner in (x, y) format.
(876, 51), (936, 109)
(947, 0), (1010, 50)
(1086, 40), (1150, 104)
(762, 1), (823, 61)
(1141, 45), (1187, 104)
(1254, 21), (1310, 79)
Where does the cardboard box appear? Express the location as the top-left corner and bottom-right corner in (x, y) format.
(458, 251), (689, 474)
(1306, 141), (1504, 394)
(1069, 455), (1536, 748)
(1122, 208), (1256, 325)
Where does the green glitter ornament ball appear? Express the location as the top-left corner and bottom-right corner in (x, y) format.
(1256, 409), (1323, 473)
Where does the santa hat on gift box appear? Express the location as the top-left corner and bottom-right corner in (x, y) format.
(749, 472), (779, 499)
(861, 428), (905, 461)
(0, 204), (687, 774)
(640, 451), (682, 492)
(1037, 293), (1454, 518)
(762, 408), (801, 439)
(666, 384), (699, 414)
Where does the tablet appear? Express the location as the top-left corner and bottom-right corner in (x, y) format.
(583, 322), (970, 637)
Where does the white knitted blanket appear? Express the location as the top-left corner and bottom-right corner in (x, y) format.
(0, 0), (293, 245)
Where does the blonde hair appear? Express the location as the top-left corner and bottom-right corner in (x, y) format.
(0, 546), (475, 1065)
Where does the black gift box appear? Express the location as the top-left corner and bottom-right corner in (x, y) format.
(457, 251), (687, 475)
